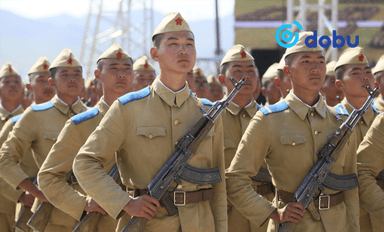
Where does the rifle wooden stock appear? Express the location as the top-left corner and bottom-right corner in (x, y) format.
(73, 212), (102, 232)
(121, 217), (147, 232)
(27, 202), (53, 232)
(14, 205), (33, 232)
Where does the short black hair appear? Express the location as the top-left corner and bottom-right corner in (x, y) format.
(374, 71), (383, 83)
(277, 69), (284, 80)
(335, 65), (346, 81)
(219, 63), (229, 75)
(49, 68), (57, 79)
(284, 54), (295, 67)
(28, 73), (37, 84)
(153, 34), (165, 48)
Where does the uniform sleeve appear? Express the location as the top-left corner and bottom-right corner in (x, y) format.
(38, 119), (88, 221)
(0, 109), (37, 189)
(226, 112), (276, 227)
(357, 114), (384, 221)
(0, 177), (24, 202)
(73, 101), (132, 219)
(208, 116), (227, 232)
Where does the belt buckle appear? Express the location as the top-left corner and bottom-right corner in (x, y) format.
(174, 190), (186, 206)
(319, 194), (330, 210)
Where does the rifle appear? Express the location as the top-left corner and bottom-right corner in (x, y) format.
(278, 86), (379, 232)
(27, 201), (53, 232)
(121, 77), (245, 232)
(73, 165), (121, 232)
(14, 179), (37, 232)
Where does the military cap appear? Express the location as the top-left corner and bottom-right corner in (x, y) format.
(133, 56), (155, 71)
(0, 62), (20, 78)
(193, 67), (205, 78)
(152, 12), (192, 41)
(373, 54), (384, 75)
(335, 47), (368, 71)
(262, 63), (279, 87)
(220, 44), (254, 66)
(284, 31), (324, 58)
(277, 54), (286, 71)
(326, 61), (337, 76)
(97, 43), (131, 64)
(28, 57), (50, 75)
(50, 49), (81, 70)
(84, 77), (94, 90)
(207, 74), (220, 86)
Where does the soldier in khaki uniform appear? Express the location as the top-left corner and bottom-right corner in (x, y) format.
(0, 57), (55, 232)
(373, 54), (384, 112)
(226, 32), (360, 232)
(207, 75), (223, 102)
(193, 67), (210, 99)
(274, 56), (292, 99)
(73, 12), (226, 232)
(131, 55), (156, 91)
(261, 63), (281, 105)
(186, 69), (196, 93)
(219, 45), (273, 232)
(319, 61), (344, 107)
(38, 44), (133, 232)
(0, 63), (25, 232)
(0, 49), (87, 232)
(334, 48), (383, 231)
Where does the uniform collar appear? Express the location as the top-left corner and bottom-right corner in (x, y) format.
(152, 77), (191, 107)
(51, 95), (85, 115)
(286, 91), (327, 120)
(0, 104), (23, 121)
(96, 96), (110, 116)
(341, 98), (375, 126)
(227, 99), (259, 118)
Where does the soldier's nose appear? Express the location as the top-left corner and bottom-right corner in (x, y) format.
(118, 74), (126, 79)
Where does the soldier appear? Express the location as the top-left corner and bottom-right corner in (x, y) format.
(38, 44), (132, 232)
(186, 69), (196, 92)
(219, 44), (273, 232)
(81, 77), (98, 107)
(0, 49), (87, 232)
(252, 75), (261, 102)
(320, 61), (344, 107)
(131, 55), (156, 91)
(226, 32), (359, 232)
(0, 57), (55, 232)
(193, 66), (210, 99)
(261, 63), (281, 105)
(333, 47), (381, 232)
(373, 54), (384, 113)
(207, 74), (223, 102)
(73, 12), (226, 232)
(275, 56), (292, 99)
(0, 63), (25, 232)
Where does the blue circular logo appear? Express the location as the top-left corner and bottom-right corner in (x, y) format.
(275, 20), (303, 48)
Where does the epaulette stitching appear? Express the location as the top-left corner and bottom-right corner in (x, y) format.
(71, 107), (99, 125)
(260, 101), (289, 115)
(11, 114), (22, 123)
(31, 101), (54, 111)
(118, 86), (150, 105)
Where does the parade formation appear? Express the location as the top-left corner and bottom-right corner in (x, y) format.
(0, 10), (383, 232)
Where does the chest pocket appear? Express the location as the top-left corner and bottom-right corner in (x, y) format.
(43, 131), (60, 141)
(137, 126), (166, 139)
(224, 139), (237, 150)
(280, 133), (306, 146)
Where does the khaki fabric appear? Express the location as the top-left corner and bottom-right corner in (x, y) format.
(38, 99), (117, 231)
(133, 56), (155, 71)
(0, 212), (14, 232)
(284, 32), (323, 58)
(222, 100), (273, 232)
(50, 49), (81, 70)
(97, 43), (130, 64)
(28, 57), (50, 75)
(0, 95), (87, 231)
(326, 61), (337, 77)
(74, 77), (227, 232)
(374, 98), (384, 113)
(0, 62), (20, 78)
(220, 44), (253, 66)
(373, 54), (384, 75)
(335, 47), (368, 71)
(226, 92), (359, 232)
(152, 12), (192, 40)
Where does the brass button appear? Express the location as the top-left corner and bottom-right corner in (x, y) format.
(360, 121), (364, 124)
(175, 141), (178, 145)
(177, 185), (183, 189)
(174, 120), (179, 125)
(292, 142), (296, 146)
(242, 114), (246, 118)
(314, 130), (318, 135)
(173, 104), (177, 107)
(311, 112), (314, 117)
(148, 134), (153, 139)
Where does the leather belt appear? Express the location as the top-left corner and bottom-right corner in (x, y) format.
(253, 182), (274, 196)
(377, 179), (384, 189)
(278, 190), (344, 210)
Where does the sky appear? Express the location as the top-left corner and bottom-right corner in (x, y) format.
(0, 0), (235, 21)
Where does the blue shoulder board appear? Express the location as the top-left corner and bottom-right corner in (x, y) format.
(200, 98), (213, 106)
(31, 101), (54, 111)
(11, 114), (22, 123)
(71, 107), (99, 125)
(260, 100), (289, 115)
(372, 104), (379, 115)
(118, 86), (150, 105)
(333, 104), (349, 116)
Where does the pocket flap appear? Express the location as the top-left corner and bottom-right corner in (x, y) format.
(137, 126), (166, 139)
(280, 133), (306, 146)
(43, 131), (60, 141)
(224, 139), (237, 149)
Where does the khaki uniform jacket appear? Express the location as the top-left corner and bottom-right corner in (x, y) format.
(374, 97), (384, 113)
(356, 114), (384, 222)
(0, 95), (87, 229)
(226, 92), (359, 232)
(73, 78), (227, 232)
(0, 105), (24, 215)
(38, 98), (117, 230)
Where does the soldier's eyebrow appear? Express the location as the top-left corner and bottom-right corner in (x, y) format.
(167, 37), (178, 41)
(231, 65), (243, 68)
(364, 66), (371, 70)
(318, 55), (325, 59)
(351, 67), (362, 71)
(187, 38), (195, 42)
(59, 69), (68, 73)
(74, 69), (82, 73)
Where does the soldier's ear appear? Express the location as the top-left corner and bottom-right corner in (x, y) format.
(150, 47), (159, 62)
(274, 78), (280, 87)
(283, 66), (291, 79)
(48, 78), (55, 87)
(218, 74), (225, 85)
(375, 81), (379, 88)
(261, 87), (267, 97)
(335, 79), (343, 91)
(26, 83), (31, 90)
(94, 70), (101, 81)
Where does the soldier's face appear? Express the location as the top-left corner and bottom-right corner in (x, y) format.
(377, 72), (384, 97)
(99, 58), (133, 95)
(186, 70), (195, 91)
(54, 67), (84, 97)
(287, 52), (326, 92)
(155, 31), (196, 75)
(337, 64), (374, 98)
(225, 61), (258, 96)
(209, 84), (223, 102)
(132, 70), (156, 91)
(261, 80), (281, 105)
(320, 75), (344, 106)
(0, 76), (23, 101)
(194, 76), (209, 98)
(30, 72), (55, 104)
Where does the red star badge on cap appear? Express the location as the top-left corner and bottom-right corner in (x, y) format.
(116, 51), (123, 59)
(197, 71), (200, 76)
(144, 61), (149, 69)
(67, 58), (73, 64)
(175, 17), (183, 25)
(43, 64), (48, 70)
(359, 54), (364, 62)
(241, 51), (246, 58)
(8, 67), (12, 73)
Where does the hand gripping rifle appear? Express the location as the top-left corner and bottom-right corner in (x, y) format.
(121, 77), (245, 232)
(14, 179), (37, 232)
(278, 86), (379, 232)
